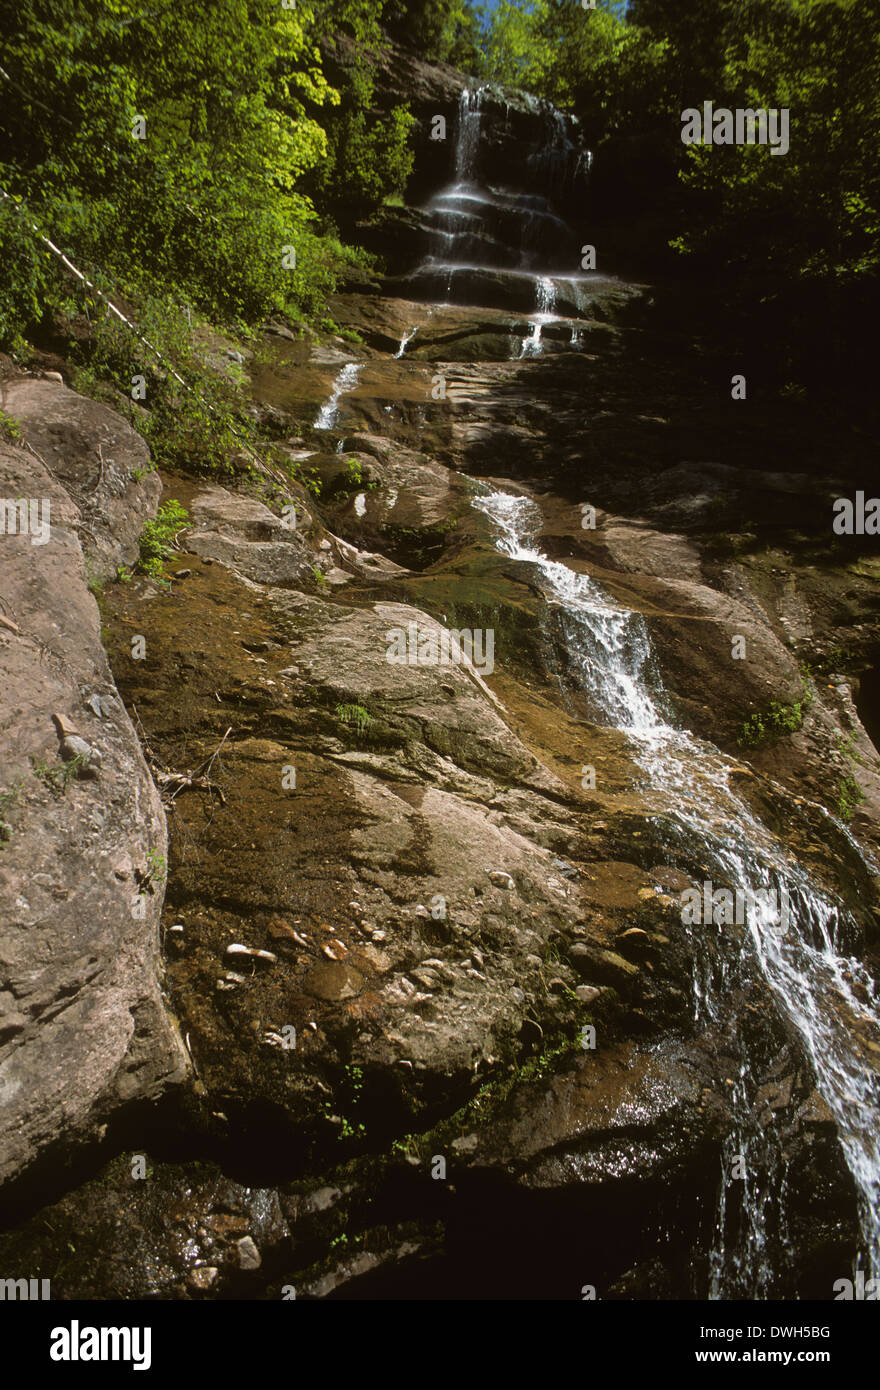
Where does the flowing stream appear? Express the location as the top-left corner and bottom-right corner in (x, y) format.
(314, 361), (362, 430)
(474, 489), (880, 1294)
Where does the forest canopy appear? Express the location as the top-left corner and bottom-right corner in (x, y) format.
(0, 0), (877, 353)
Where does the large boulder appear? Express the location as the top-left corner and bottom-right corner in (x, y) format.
(2, 375), (161, 582)
(0, 399), (188, 1190)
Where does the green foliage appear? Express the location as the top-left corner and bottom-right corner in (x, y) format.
(482, 0), (880, 324)
(302, 0), (416, 231)
(138, 499), (190, 577)
(145, 847), (168, 883)
(835, 732), (865, 822)
(740, 679), (813, 746)
(0, 409), (23, 444)
(0, 0), (396, 347)
(335, 701), (374, 735)
(0, 778), (24, 842)
(483, 0), (625, 106)
(330, 456), (383, 494)
(384, 0), (489, 69)
(31, 753), (86, 795)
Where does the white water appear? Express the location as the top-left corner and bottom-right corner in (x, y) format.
(475, 487), (880, 1294)
(394, 329), (416, 359)
(519, 277), (557, 358)
(314, 362), (362, 430)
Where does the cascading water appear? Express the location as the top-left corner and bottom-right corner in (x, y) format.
(519, 277), (557, 358)
(394, 328), (416, 359)
(314, 361), (362, 430)
(406, 84), (595, 325)
(474, 487), (880, 1294)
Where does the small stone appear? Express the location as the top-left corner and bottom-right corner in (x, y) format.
(225, 943), (277, 965)
(236, 1236), (261, 1270)
(488, 870), (515, 891)
(306, 1186), (341, 1213)
(59, 734), (102, 776)
(174, 568), (192, 579)
(188, 1266), (218, 1291)
(451, 1133), (478, 1153)
(575, 985), (601, 1005)
(412, 968), (440, 991)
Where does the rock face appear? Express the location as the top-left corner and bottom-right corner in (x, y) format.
(100, 497), (601, 1154)
(0, 375), (188, 1191)
(2, 375), (161, 581)
(1, 52), (879, 1303)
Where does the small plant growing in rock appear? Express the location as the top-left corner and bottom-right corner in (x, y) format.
(0, 409), (23, 444)
(31, 753), (87, 795)
(335, 702), (373, 736)
(137, 499), (190, 576)
(340, 458), (380, 492)
(144, 847), (168, 883)
(0, 779), (24, 841)
(836, 732), (865, 822)
(739, 678), (813, 746)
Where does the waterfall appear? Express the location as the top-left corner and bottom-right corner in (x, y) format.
(314, 362), (362, 430)
(406, 83), (594, 315)
(474, 487), (880, 1293)
(454, 85), (483, 183)
(519, 276), (557, 358)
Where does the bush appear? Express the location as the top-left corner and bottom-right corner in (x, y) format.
(137, 500), (190, 577)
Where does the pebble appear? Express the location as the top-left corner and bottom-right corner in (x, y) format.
(60, 734), (102, 774)
(488, 870), (515, 890)
(188, 1266), (218, 1291)
(575, 985), (601, 1005)
(225, 943), (278, 964)
(236, 1236), (261, 1271)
